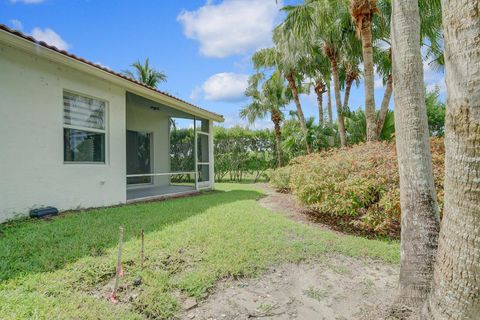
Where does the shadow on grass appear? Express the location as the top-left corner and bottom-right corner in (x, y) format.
(0, 189), (262, 282)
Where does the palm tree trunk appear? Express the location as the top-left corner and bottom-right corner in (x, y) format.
(327, 82), (333, 125)
(375, 74), (393, 138)
(343, 78), (354, 110)
(361, 18), (377, 142)
(330, 58), (347, 147)
(314, 81), (324, 126)
(286, 73), (312, 153)
(391, 0), (440, 308)
(271, 109), (284, 168)
(422, 0), (480, 317)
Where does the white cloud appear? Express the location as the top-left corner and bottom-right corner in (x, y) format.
(31, 27), (70, 50)
(10, 0), (47, 3)
(201, 72), (249, 102)
(177, 0), (282, 58)
(10, 19), (23, 30)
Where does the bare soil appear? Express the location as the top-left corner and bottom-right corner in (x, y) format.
(257, 184), (392, 239)
(179, 184), (399, 320)
(181, 255), (397, 320)
(256, 184), (336, 232)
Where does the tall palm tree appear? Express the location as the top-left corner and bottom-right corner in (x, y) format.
(314, 80), (326, 125)
(391, 0), (440, 309)
(252, 44), (312, 153)
(240, 72), (290, 168)
(423, 0), (480, 317)
(122, 58), (167, 88)
(373, 47), (393, 138)
(373, 0), (443, 139)
(301, 45), (331, 126)
(339, 45), (362, 110)
(283, 0), (358, 147)
(349, 0), (379, 141)
(326, 81), (333, 125)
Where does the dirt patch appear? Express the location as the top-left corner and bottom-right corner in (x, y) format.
(181, 254), (398, 320)
(256, 184), (335, 233)
(256, 184), (393, 239)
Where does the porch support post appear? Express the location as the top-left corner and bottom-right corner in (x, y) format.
(194, 117), (199, 191)
(208, 120), (214, 189)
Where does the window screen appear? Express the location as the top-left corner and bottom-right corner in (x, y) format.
(63, 92), (106, 163)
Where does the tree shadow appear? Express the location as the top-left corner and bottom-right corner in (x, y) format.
(0, 189), (262, 282)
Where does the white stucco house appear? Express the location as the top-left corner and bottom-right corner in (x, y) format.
(0, 24), (224, 223)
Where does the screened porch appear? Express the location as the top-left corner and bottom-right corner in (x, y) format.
(125, 92), (213, 202)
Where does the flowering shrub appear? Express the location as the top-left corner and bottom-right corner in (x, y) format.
(272, 139), (445, 238)
(268, 166), (293, 192)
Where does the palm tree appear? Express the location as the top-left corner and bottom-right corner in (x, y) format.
(240, 72), (290, 168)
(300, 44), (331, 126)
(340, 52), (362, 110)
(373, 0), (443, 140)
(391, 0), (440, 309)
(252, 44), (312, 153)
(349, 0), (379, 141)
(283, 0), (358, 147)
(423, 0), (480, 317)
(326, 81), (333, 125)
(122, 58), (167, 88)
(373, 47), (393, 138)
(314, 80), (326, 125)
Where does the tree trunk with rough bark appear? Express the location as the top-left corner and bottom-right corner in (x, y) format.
(343, 78), (354, 110)
(361, 18), (377, 142)
(315, 81), (324, 126)
(327, 82), (333, 125)
(271, 108), (284, 168)
(286, 73), (312, 153)
(376, 74), (393, 138)
(422, 0), (480, 318)
(391, 0), (440, 309)
(330, 58), (347, 147)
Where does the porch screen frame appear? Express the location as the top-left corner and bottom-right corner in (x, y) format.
(194, 118), (213, 190)
(126, 130), (154, 187)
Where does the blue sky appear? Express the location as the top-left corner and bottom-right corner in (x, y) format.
(1, 0), (445, 128)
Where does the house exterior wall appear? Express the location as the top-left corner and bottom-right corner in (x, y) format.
(126, 102), (170, 187)
(0, 42), (127, 222)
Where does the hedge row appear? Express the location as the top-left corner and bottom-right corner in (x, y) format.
(269, 139), (445, 238)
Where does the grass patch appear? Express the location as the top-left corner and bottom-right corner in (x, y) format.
(0, 183), (399, 319)
(304, 286), (328, 302)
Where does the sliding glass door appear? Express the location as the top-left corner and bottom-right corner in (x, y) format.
(126, 130), (152, 185)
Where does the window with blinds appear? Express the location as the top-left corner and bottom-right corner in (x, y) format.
(63, 91), (106, 163)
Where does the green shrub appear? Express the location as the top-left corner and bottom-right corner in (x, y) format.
(268, 166), (293, 192)
(274, 139), (445, 238)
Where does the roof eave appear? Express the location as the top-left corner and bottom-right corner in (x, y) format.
(0, 27), (225, 123)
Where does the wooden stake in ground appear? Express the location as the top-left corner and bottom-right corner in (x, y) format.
(141, 228), (145, 269)
(110, 226), (124, 304)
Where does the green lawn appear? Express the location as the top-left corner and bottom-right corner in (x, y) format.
(0, 183), (399, 319)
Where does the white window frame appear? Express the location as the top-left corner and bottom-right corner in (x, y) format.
(63, 90), (109, 165)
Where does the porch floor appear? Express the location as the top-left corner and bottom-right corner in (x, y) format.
(127, 184), (197, 202)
